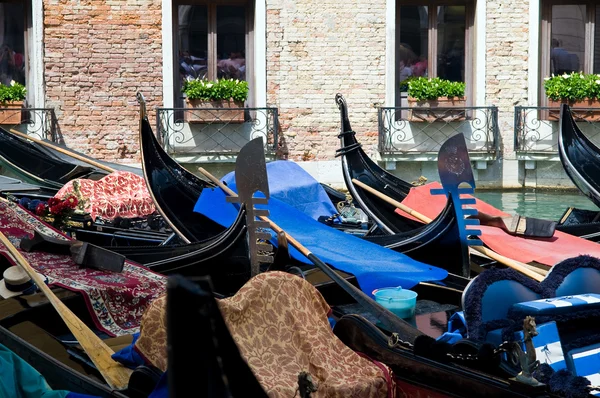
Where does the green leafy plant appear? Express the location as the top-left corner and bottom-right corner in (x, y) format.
(0, 81), (26, 104)
(544, 73), (600, 101)
(182, 78), (249, 102)
(407, 77), (465, 100)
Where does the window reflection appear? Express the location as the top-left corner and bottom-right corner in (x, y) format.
(217, 6), (246, 81)
(437, 6), (465, 82)
(398, 5), (428, 90)
(0, 3), (25, 86)
(178, 5), (208, 84)
(551, 5), (585, 75)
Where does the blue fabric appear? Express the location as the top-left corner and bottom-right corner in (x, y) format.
(148, 371), (169, 398)
(193, 176), (448, 295)
(565, 342), (600, 383)
(66, 394), (101, 398)
(0, 343), (70, 398)
(436, 332), (463, 345)
(260, 161), (340, 222)
(110, 333), (145, 370)
(509, 294), (600, 320)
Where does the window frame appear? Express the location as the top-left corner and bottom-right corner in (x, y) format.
(395, 0), (475, 106)
(172, 0), (253, 106)
(540, 0), (597, 105)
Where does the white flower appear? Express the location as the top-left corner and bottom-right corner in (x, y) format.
(9, 80), (15, 86)
(595, 80), (600, 85)
(544, 77), (550, 81)
(206, 83), (213, 88)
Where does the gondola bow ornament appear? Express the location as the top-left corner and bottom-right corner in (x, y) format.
(226, 137), (274, 276)
(431, 133), (482, 276)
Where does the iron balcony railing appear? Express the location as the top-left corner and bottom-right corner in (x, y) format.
(155, 106), (279, 156)
(0, 107), (60, 142)
(515, 106), (600, 154)
(378, 106), (499, 158)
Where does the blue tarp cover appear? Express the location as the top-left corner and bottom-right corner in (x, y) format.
(256, 161), (339, 221)
(193, 163), (448, 295)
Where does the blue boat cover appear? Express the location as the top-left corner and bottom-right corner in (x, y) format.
(193, 169), (448, 295)
(257, 161), (339, 221)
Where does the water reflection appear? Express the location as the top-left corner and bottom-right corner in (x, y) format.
(473, 190), (598, 221)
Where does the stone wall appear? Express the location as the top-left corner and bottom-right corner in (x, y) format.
(43, 0), (163, 163)
(266, 0), (386, 161)
(485, 0), (530, 157)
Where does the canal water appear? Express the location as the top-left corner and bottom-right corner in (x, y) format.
(472, 190), (599, 221)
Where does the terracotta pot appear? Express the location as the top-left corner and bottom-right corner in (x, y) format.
(547, 99), (600, 121)
(0, 101), (23, 125)
(185, 98), (245, 123)
(407, 97), (466, 122)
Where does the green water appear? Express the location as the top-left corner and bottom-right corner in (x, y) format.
(472, 190), (599, 221)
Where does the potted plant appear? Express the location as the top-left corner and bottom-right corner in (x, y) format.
(544, 72), (600, 120)
(182, 78), (249, 123)
(407, 77), (466, 122)
(0, 80), (25, 125)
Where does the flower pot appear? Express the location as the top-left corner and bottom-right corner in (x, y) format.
(407, 97), (466, 122)
(185, 98), (245, 123)
(547, 99), (600, 121)
(0, 101), (23, 125)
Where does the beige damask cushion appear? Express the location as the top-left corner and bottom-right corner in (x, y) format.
(134, 271), (393, 397)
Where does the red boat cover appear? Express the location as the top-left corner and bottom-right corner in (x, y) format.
(55, 171), (156, 221)
(395, 182), (600, 266)
(135, 271), (395, 397)
(0, 200), (166, 336)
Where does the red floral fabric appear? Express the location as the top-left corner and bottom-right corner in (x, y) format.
(0, 200), (166, 336)
(55, 171), (155, 221)
(135, 272), (395, 397)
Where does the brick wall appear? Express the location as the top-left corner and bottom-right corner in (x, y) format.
(43, 0), (162, 163)
(266, 0), (386, 160)
(485, 0), (530, 156)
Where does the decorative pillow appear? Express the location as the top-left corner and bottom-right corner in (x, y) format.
(55, 171), (155, 221)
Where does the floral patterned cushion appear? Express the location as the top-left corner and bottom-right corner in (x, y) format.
(55, 171), (155, 221)
(134, 271), (394, 397)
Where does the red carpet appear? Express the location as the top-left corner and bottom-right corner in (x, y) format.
(0, 200), (166, 336)
(395, 182), (600, 266)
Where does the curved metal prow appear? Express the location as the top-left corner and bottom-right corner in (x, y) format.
(136, 92), (147, 121)
(335, 93), (353, 133)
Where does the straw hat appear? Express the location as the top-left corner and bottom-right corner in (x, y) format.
(0, 266), (47, 299)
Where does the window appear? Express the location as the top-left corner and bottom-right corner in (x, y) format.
(396, 1), (474, 105)
(174, 1), (252, 107)
(0, 2), (25, 87)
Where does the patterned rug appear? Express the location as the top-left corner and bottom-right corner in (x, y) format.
(0, 200), (166, 336)
(55, 171), (156, 221)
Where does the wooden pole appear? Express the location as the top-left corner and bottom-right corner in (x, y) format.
(197, 167), (424, 340)
(8, 129), (115, 173)
(351, 178), (547, 282)
(0, 231), (132, 390)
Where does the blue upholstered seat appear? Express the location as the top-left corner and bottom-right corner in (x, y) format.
(541, 255), (600, 297)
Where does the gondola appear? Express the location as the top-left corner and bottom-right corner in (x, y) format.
(558, 103), (600, 209)
(334, 94), (472, 276)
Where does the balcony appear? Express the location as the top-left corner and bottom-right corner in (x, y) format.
(0, 107), (60, 142)
(514, 106), (600, 159)
(155, 106), (279, 162)
(377, 106), (499, 161)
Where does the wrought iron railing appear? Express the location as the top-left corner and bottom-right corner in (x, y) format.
(377, 106), (499, 158)
(155, 107), (279, 156)
(515, 106), (600, 154)
(0, 107), (60, 142)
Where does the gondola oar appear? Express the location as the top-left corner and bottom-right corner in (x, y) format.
(8, 128), (116, 173)
(197, 167), (424, 343)
(352, 178), (547, 281)
(0, 231), (132, 390)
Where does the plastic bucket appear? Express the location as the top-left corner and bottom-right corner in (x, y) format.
(372, 286), (418, 319)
